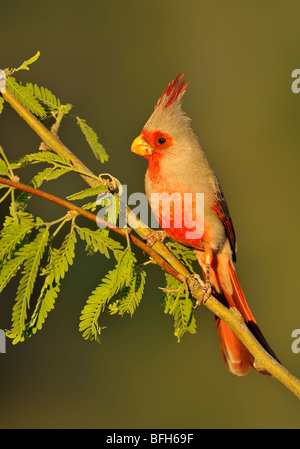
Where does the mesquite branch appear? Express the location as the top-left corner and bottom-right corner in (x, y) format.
(2, 88), (300, 400)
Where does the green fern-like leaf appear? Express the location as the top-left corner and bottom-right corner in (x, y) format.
(109, 267), (146, 317)
(25, 83), (61, 111)
(35, 283), (60, 329)
(162, 273), (196, 342)
(173, 296), (196, 342)
(76, 117), (108, 163)
(0, 253), (28, 294)
(16, 281), (60, 343)
(79, 267), (118, 342)
(0, 213), (35, 290)
(25, 83), (73, 116)
(41, 226), (76, 283)
(6, 77), (47, 118)
(79, 248), (136, 342)
(67, 185), (108, 201)
(9, 226), (49, 337)
(0, 212), (35, 263)
(75, 226), (123, 259)
(15, 227), (77, 342)
(32, 165), (71, 183)
(114, 247), (136, 288)
(11, 150), (71, 169)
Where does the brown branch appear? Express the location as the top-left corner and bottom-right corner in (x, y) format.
(0, 176), (182, 283)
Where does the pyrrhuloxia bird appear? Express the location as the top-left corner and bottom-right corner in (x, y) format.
(131, 72), (279, 376)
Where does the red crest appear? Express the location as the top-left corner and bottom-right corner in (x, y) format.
(156, 72), (189, 109)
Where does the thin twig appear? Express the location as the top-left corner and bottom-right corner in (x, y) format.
(0, 176), (182, 283)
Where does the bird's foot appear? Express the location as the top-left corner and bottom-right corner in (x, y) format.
(193, 279), (212, 309)
(146, 230), (167, 247)
(192, 263), (212, 310)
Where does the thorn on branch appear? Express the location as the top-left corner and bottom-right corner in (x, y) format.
(158, 286), (181, 293)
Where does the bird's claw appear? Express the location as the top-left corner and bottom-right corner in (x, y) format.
(192, 274), (212, 309)
(194, 281), (212, 309)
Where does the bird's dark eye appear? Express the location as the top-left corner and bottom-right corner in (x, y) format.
(157, 137), (167, 145)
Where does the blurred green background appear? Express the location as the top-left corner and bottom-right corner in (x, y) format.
(0, 0), (299, 429)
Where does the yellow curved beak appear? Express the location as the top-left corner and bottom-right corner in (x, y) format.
(131, 135), (153, 157)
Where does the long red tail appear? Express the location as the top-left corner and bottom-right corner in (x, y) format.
(196, 250), (279, 376)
